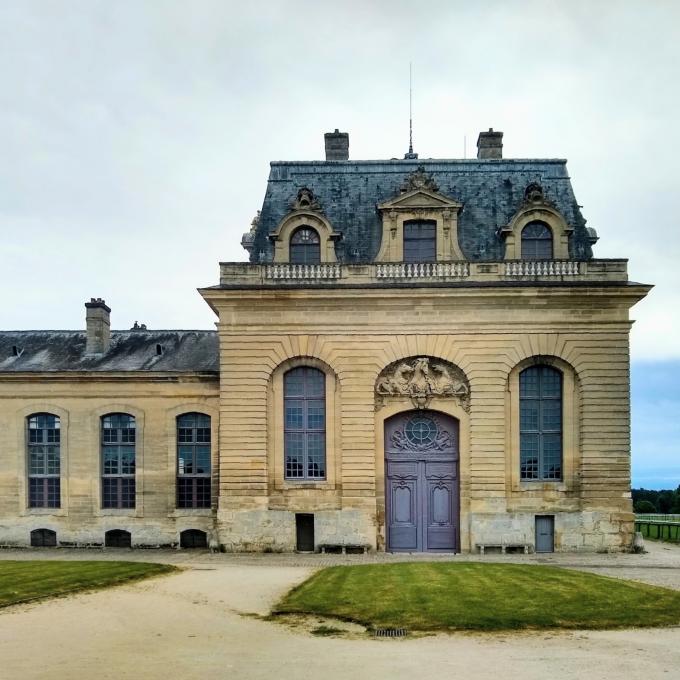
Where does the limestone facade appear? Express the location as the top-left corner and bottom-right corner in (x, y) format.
(0, 130), (651, 552)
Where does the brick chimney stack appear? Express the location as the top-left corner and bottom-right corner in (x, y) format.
(324, 129), (349, 161)
(476, 128), (503, 159)
(85, 298), (111, 355)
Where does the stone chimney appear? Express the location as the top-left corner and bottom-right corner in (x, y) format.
(324, 129), (349, 161)
(476, 128), (503, 159)
(85, 298), (111, 355)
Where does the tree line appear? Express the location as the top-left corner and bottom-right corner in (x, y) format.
(632, 486), (680, 514)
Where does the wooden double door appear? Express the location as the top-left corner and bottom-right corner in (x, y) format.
(385, 411), (459, 552)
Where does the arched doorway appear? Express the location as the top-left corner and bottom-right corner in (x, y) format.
(385, 410), (459, 552)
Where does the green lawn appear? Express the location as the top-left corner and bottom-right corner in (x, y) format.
(0, 561), (177, 608)
(275, 562), (680, 632)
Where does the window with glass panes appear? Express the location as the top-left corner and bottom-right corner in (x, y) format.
(521, 222), (553, 260)
(520, 366), (562, 481)
(177, 413), (211, 508)
(403, 220), (436, 262)
(290, 226), (321, 264)
(27, 413), (61, 508)
(101, 414), (136, 508)
(284, 367), (326, 480)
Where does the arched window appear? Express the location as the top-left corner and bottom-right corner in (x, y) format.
(403, 220), (436, 262)
(520, 366), (562, 481)
(180, 529), (207, 549)
(101, 413), (136, 509)
(284, 367), (326, 480)
(521, 222), (553, 260)
(177, 413), (211, 509)
(290, 226), (321, 264)
(105, 529), (131, 548)
(27, 413), (60, 509)
(31, 528), (57, 547)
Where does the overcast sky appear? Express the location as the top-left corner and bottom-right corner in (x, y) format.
(1, 1), (678, 486)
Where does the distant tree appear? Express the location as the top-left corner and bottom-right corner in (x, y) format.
(634, 499), (657, 513)
(658, 491), (675, 514)
(672, 485), (680, 514)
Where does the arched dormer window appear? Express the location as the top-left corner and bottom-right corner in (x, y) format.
(403, 220), (436, 262)
(521, 222), (553, 260)
(290, 227), (321, 264)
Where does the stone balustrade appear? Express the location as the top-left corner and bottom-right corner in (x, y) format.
(265, 263), (342, 280)
(503, 260), (580, 276)
(220, 259), (626, 286)
(375, 262), (470, 279)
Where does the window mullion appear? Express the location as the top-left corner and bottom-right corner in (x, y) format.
(302, 396), (309, 479)
(538, 395), (544, 479)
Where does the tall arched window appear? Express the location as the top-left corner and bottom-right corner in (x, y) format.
(521, 222), (553, 260)
(403, 220), (436, 262)
(290, 226), (321, 264)
(284, 367), (326, 480)
(177, 413), (211, 508)
(520, 366), (562, 481)
(101, 413), (136, 509)
(27, 413), (60, 508)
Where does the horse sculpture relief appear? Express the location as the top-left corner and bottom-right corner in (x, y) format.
(375, 356), (470, 411)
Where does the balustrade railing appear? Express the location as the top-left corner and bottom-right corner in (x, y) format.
(375, 262), (470, 279)
(225, 258), (606, 284)
(504, 261), (580, 276)
(265, 263), (342, 280)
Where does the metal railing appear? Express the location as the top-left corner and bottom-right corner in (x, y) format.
(635, 514), (680, 523)
(635, 515), (680, 543)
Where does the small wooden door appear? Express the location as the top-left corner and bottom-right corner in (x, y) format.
(296, 513), (314, 552)
(535, 515), (555, 553)
(385, 411), (459, 552)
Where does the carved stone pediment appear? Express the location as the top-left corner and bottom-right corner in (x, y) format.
(378, 188), (462, 213)
(375, 356), (470, 412)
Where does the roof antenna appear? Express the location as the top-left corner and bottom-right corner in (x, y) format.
(404, 62), (418, 160)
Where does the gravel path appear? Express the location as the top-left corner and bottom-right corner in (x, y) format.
(1, 541), (679, 680)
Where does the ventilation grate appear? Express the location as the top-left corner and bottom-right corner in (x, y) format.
(374, 628), (407, 638)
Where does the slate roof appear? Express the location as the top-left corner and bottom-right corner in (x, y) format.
(249, 158), (593, 263)
(0, 331), (218, 373)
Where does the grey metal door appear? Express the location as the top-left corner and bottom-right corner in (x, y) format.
(385, 411), (459, 552)
(535, 515), (554, 553)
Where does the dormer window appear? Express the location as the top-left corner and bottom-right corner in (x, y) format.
(376, 168), (464, 263)
(290, 226), (321, 264)
(403, 220), (436, 263)
(521, 222), (553, 260)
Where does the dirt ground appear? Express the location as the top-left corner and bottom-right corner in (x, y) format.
(1, 542), (679, 680)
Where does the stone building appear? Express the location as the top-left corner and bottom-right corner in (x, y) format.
(0, 129), (650, 552)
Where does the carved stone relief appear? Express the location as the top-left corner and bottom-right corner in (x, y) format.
(399, 166), (440, 194)
(291, 187), (322, 212)
(375, 356), (470, 411)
